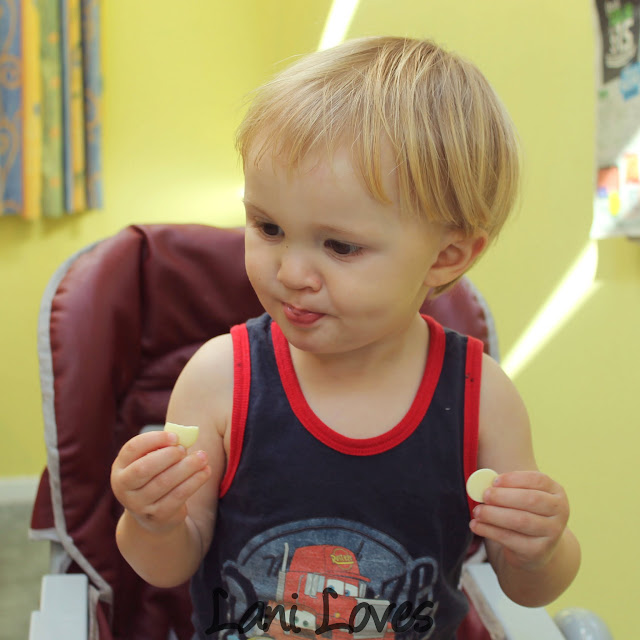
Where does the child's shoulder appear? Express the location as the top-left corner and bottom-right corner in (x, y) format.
(167, 333), (234, 438)
(180, 332), (234, 377)
(478, 353), (537, 472)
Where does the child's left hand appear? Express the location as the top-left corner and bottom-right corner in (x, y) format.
(469, 470), (570, 572)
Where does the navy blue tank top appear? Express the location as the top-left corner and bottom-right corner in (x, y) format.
(190, 313), (484, 640)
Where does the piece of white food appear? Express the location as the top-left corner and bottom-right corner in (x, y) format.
(164, 422), (199, 448)
(466, 468), (498, 503)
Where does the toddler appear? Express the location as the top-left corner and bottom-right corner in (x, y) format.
(111, 36), (580, 639)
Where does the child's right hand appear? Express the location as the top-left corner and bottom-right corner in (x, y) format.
(110, 429), (211, 535)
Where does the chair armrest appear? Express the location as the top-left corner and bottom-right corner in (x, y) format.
(461, 564), (566, 640)
(29, 574), (88, 640)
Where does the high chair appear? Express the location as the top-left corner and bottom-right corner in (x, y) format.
(28, 224), (612, 640)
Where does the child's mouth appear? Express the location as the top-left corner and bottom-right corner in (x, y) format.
(282, 303), (325, 326)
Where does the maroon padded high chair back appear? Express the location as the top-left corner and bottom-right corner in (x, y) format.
(30, 224), (497, 640)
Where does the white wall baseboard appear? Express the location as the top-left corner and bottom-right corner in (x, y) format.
(0, 475), (41, 505)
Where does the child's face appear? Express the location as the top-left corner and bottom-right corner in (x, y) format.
(242, 145), (451, 357)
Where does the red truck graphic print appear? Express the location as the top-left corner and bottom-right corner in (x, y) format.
(208, 520), (439, 639)
(253, 543), (396, 640)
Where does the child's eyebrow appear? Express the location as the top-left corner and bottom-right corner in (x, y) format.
(243, 201), (363, 239)
(241, 199), (270, 216)
(314, 223), (362, 238)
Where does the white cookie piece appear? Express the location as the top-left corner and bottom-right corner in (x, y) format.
(164, 422), (200, 448)
(466, 468), (498, 503)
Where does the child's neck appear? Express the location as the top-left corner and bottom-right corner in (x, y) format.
(288, 315), (430, 438)
(290, 314), (429, 383)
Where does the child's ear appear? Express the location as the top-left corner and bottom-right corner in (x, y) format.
(424, 231), (488, 288)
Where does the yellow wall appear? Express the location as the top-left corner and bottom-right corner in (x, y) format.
(0, 0), (331, 476)
(345, 2), (636, 636)
(1, 1), (636, 637)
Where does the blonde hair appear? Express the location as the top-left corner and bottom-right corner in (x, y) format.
(237, 36), (520, 291)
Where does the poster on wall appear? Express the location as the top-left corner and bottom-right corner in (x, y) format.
(591, 0), (640, 238)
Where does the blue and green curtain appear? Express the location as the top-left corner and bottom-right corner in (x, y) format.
(0, 0), (102, 219)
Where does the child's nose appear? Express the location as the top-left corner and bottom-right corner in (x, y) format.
(277, 246), (321, 291)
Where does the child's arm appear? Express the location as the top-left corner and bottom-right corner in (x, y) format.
(471, 354), (581, 607)
(111, 334), (233, 588)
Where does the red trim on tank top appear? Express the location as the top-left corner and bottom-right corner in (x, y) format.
(270, 315), (446, 456)
(463, 336), (484, 517)
(219, 324), (251, 498)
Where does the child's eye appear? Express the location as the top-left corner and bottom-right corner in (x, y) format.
(258, 222), (282, 237)
(325, 239), (362, 256)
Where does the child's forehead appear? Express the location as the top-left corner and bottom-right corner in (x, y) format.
(245, 138), (400, 196)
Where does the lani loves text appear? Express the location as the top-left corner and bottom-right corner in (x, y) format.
(206, 587), (435, 635)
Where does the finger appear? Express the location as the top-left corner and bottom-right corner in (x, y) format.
(473, 504), (553, 537)
(470, 518), (539, 553)
(136, 450), (210, 504)
(469, 519), (556, 568)
(483, 487), (563, 517)
(115, 430), (179, 468)
(142, 462), (212, 525)
(494, 471), (560, 494)
(117, 444), (187, 492)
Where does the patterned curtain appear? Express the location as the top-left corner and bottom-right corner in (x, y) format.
(0, 0), (102, 219)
